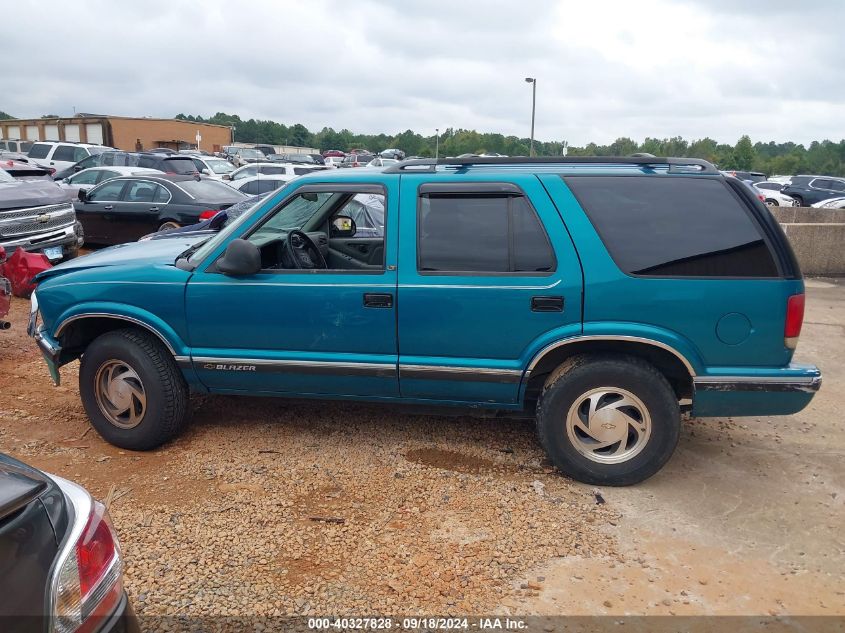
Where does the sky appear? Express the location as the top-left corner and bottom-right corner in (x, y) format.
(2, 0), (843, 146)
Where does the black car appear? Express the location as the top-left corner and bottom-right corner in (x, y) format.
(53, 152), (198, 180)
(140, 194), (267, 241)
(781, 175), (845, 206)
(74, 175), (248, 245)
(0, 452), (137, 632)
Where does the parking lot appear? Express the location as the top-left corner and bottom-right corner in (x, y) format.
(0, 279), (842, 618)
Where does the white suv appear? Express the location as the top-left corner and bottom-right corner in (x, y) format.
(27, 142), (111, 172)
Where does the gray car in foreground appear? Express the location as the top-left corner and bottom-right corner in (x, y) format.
(0, 452), (138, 632)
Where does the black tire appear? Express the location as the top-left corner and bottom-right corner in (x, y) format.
(79, 328), (190, 450)
(158, 221), (181, 232)
(792, 195), (804, 207)
(765, 198), (778, 207)
(536, 354), (680, 486)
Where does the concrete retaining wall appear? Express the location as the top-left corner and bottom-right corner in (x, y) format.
(769, 207), (845, 276)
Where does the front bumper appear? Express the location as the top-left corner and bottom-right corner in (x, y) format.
(692, 363), (822, 417)
(0, 222), (82, 260)
(32, 325), (62, 385)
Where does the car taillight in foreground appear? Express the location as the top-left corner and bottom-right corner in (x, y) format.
(51, 480), (123, 633)
(757, 193), (766, 203)
(199, 209), (219, 220)
(784, 293), (805, 350)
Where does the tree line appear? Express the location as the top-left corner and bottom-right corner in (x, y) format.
(3, 109), (842, 176)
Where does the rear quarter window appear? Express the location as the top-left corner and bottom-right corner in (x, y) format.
(564, 176), (778, 278)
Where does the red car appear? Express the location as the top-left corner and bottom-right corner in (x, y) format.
(0, 247), (9, 330)
(321, 149), (345, 158)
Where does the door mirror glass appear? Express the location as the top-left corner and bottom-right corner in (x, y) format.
(330, 215), (357, 238)
(202, 168), (211, 175)
(77, 189), (88, 202)
(217, 239), (261, 275)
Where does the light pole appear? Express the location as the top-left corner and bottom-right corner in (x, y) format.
(525, 77), (536, 157)
(435, 128), (439, 160)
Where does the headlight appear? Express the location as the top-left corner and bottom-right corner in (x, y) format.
(28, 292), (40, 336)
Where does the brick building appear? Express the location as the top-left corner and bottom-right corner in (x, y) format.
(0, 114), (232, 153)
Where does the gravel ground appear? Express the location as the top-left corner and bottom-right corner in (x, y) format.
(0, 296), (618, 617)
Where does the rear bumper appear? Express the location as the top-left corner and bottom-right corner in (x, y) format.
(692, 363), (821, 417)
(96, 591), (139, 633)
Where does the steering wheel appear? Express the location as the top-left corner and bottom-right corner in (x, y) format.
(285, 230), (327, 269)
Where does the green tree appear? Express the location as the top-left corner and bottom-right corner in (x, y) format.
(733, 135), (755, 170)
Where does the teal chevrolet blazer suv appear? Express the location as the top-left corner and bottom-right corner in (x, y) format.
(27, 156), (821, 485)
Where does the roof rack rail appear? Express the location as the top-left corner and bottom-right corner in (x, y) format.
(382, 156), (719, 175)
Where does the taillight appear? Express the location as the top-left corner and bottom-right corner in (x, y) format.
(49, 168), (56, 176)
(784, 293), (805, 350)
(758, 194), (766, 202)
(53, 499), (122, 633)
(199, 210), (219, 220)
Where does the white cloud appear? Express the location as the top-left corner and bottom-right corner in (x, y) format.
(2, 0), (843, 145)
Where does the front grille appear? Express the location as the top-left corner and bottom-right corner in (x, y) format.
(0, 203), (75, 238)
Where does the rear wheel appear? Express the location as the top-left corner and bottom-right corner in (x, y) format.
(765, 198), (778, 207)
(791, 195), (804, 207)
(79, 328), (190, 450)
(536, 355), (680, 486)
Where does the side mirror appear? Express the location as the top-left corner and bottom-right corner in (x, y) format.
(217, 239), (261, 276)
(330, 215), (357, 238)
(77, 189), (88, 202)
(222, 174), (232, 181)
(202, 168), (212, 176)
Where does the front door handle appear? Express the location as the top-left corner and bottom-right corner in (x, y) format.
(363, 293), (393, 308)
(103, 205), (113, 210)
(531, 296), (564, 312)
(148, 207), (160, 212)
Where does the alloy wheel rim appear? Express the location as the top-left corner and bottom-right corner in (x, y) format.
(94, 360), (147, 429)
(565, 387), (651, 464)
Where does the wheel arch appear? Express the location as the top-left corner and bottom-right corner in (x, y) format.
(54, 312), (186, 364)
(521, 336), (697, 406)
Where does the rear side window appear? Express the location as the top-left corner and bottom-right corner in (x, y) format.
(52, 145), (77, 162)
(565, 176), (778, 277)
(162, 158), (198, 174)
(28, 143), (51, 159)
(418, 192), (555, 274)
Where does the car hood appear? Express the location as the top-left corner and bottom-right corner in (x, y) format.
(35, 234), (208, 282)
(0, 179), (68, 210)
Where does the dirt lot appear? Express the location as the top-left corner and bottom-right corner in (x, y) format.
(0, 280), (842, 618)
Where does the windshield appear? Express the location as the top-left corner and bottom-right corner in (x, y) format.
(179, 179), (247, 202)
(206, 159), (234, 174)
(163, 158), (199, 174)
(240, 149), (264, 159)
(188, 188), (332, 264)
(88, 147), (108, 156)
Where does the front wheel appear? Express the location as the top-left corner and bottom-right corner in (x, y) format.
(158, 221), (181, 232)
(536, 355), (680, 486)
(79, 328), (190, 450)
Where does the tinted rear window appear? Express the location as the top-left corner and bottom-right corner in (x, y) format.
(565, 176), (778, 277)
(179, 179), (247, 202)
(28, 143), (51, 159)
(162, 158), (198, 174)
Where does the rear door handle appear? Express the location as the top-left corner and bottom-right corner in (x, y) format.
(363, 293), (393, 308)
(531, 296), (564, 312)
(103, 205), (113, 210)
(148, 207), (159, 212)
